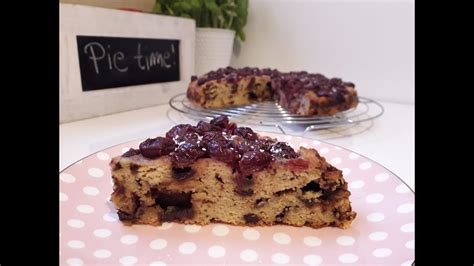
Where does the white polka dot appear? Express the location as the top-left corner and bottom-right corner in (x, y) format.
(94, 228), (111, 238)
(60, 192), (69, 202)
(349, 180), (365, 189)
(240, 249), (259, 262)
(359, 162), (372, 170)
(341, 168), (351, 176)
(373, 248), (392, 258)
(120, 234), (139, 245)
(400, 222), (414, 233)
(67, 240), (85, 249)
(212, 224), (229, 236)
(369, 231), (388, 241)
(330, 157), (342, 164)
(184, 224), (201, 233)
(66, 258), (84, 266)
(157, 222), (173, 230)
(67, 219), (85, 228)
(76, 204), (94, 214)
(367, 212), (385, 222)
(401, 260), (414, 266)
(349, 153), (360, 160)
(149, 261), (166, 266)
(320, 147), (329, 154)
(149, 239), (167, 250)
(284, 136), (292, 141)
(88, 167), (104, 177)
(312, 140), (321, 146)
(97, 152), (110, 160)
(338, 253), (358, 263)
(396, 184), (411, 194)
(103, 212), (119, 222)
(374, 173), (389, 182)
(83, 186), (100, 196)
(208, 245), (226, 258)
(397, 203), (414, 214)
(179, 242), (197, 254)
(273, 232), (291, 244)
(94, 249), (112, 258)
(60, 173), (76, 183)
(405, 239), (414, 249)
(365, 193), (384, 204)
(303, 254), (322, 266)
(271, 253), (290, 264)
(243, 228), (260, 240)
(303, 236), (322, 246)
(336, 236), (355, 246)
(119, 256), (138, 265)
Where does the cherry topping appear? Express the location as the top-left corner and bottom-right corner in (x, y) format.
(139, 137), (175, 159)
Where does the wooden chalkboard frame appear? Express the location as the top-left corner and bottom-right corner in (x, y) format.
(60, 3), (195, 123)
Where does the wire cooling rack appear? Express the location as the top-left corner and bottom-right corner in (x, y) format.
(169, 93), (384, 134)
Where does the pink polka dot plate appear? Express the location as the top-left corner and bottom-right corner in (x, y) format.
(60, 133), (414, 266)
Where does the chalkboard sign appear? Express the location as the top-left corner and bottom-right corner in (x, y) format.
(76, 36), (180, 91)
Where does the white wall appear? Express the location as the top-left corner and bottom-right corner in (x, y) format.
(231, 0), (414, 104)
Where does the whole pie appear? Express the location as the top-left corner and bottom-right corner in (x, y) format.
(186, 67), (358, 116)
(110, 115), (356, 229)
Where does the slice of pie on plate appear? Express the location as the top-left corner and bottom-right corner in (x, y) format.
(110, 115), (356, 228)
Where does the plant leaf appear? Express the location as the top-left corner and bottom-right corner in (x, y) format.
(152, 2), (162, 13)
(237, 29), (246, 41)
(153, 0), (248, 41)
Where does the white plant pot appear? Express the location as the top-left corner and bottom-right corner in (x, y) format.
(195, 28), (235, 75)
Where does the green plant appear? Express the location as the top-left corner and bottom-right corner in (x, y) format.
(152, 0), (249, 41)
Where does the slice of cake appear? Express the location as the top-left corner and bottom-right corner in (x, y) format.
(186, 67), (358, 116)
(110, 115), (356, 229)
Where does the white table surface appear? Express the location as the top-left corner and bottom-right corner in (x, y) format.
(60, 101), (414, 190)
